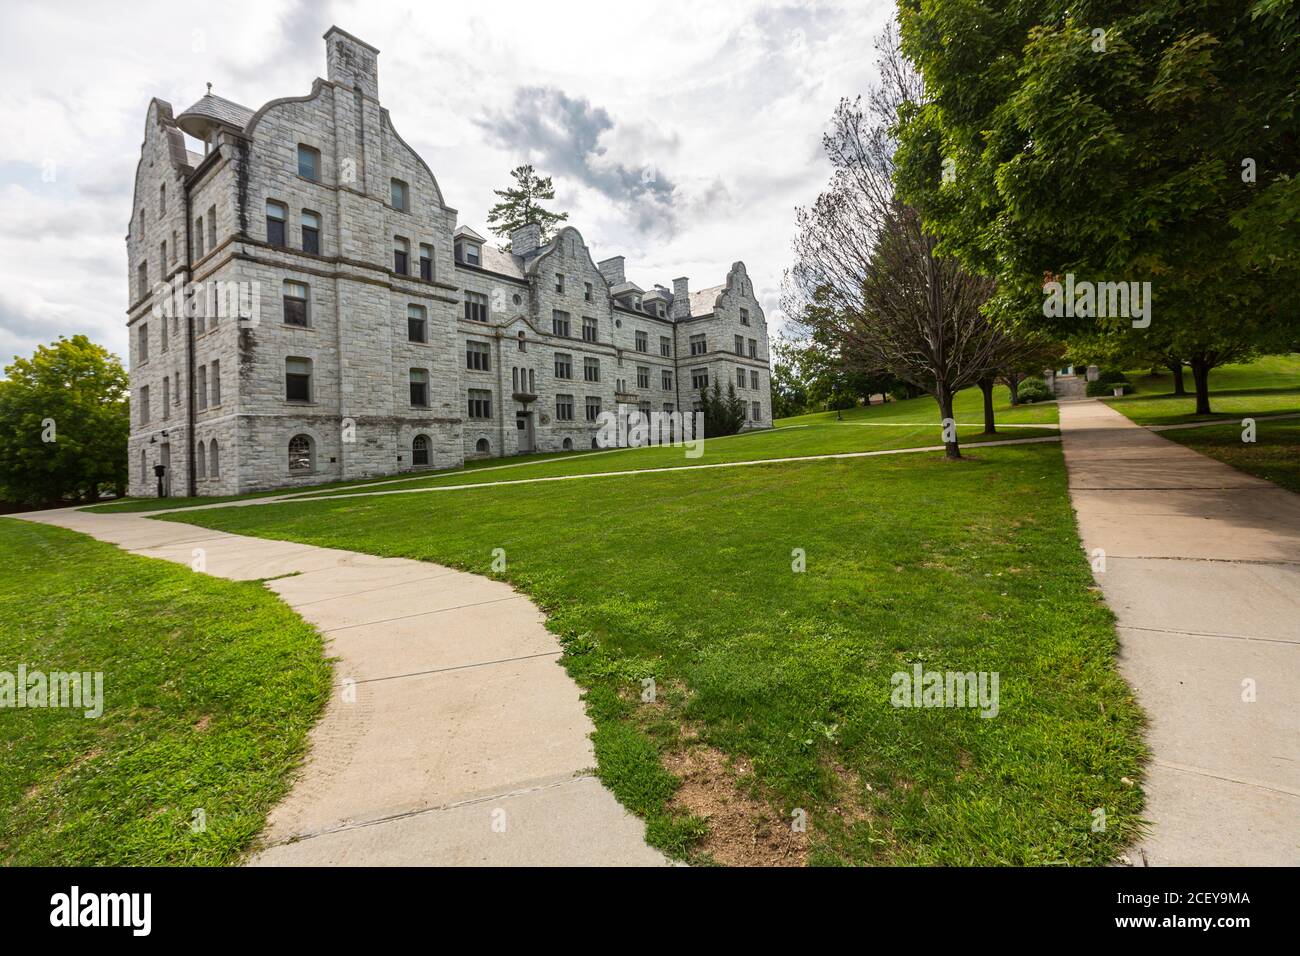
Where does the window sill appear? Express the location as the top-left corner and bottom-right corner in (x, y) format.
(285, 400), (317, 407)
(283, 323), (315, 331)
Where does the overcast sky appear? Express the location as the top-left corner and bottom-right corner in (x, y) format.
(0, 0), (893, 366)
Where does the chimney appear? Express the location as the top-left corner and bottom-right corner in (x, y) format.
(324, 27), (380, 99)
(597, 256), (625, 287)
(672, 277), (690, 319)
(511, 222), (541, 257)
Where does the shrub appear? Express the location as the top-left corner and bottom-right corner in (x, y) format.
(1017, 377), (1052, 403)
(1087, 380), (1133, 396)
(1095, 370), (1130, 386)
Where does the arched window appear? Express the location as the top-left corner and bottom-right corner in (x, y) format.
(475, 437), (490, 455)
(562, 438), (573, 451)
(141, 449), (147, 482)
(289, 434), (313, 473)
(195, 441), (206, 478)
(412, 434), (430, 466)
(591, 437), (599, 449)
(209, 439), (220, 478)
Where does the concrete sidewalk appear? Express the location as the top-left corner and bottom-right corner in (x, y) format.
(11, 507), (668, 867)
(1058, 400), (1300, 865)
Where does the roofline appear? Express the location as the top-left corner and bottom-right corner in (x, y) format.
(324, 26), (379, 54)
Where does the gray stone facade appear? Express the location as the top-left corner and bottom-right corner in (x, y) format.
(125, 26), (771, 497)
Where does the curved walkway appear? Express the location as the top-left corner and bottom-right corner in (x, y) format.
(13, 506), (668, 866)
(1058, 399), (1300, 865)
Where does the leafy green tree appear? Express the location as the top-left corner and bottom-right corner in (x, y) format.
(698, 379), (747, 437)
(486, 164), (570, 247)
(0, 336), (129, 506)
(771, 338), (812, 418)
(895, 0), (1300, 414)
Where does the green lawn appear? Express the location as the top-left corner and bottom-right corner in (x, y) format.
(1106, 353), (1300, 426)
(158, 437), (1145, 866)
(1160, 419), (1300, 494)
(85, 383), (1056, 511)
(0, 520), (330, 865)
(289, 384), (1058, 501)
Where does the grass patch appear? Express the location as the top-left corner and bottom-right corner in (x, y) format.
(158, 439), (1144, 865)
(0, 520), (330, 865)
(1159, 419), (1300, 494)
(1106, 353), (1300, 426)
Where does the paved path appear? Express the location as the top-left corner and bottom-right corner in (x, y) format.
(1058, 400), (1300, 865)
(11, 507), (668, 866)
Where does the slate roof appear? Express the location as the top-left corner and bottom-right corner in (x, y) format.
(176, 93), (255, 131)
(689, 285), (724, 317)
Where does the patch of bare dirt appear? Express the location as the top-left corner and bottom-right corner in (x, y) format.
(664, 744), (809, 867)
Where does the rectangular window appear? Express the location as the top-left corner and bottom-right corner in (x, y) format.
(408, 304), (427, 343)
(584, 282), (593, 302)
(635, 330), (648, 352)
(283, 281), (309, 326)
(552, 310), (571, 337)
(394, 237), (409, 274)
(752, 401), (761, 420)
(301, 210), (320, 254)
(555, 394), (574, 421)
(691, 367), (708, 390)
(139, 385), (149, 424)
(583, 357), (600, 383)
(466, 340), (491, 371)
(137, 323), (149, 363)
(211, 360), (221, 405)
(748, 338), (757, 358)
(194, 216), (205, 258)
(585, 396), (601, 422)
(554, 353), (572, 380)
(465, 291), (488, 322)
(162, 377), (170, 419)
(468, 388), (492, 419)
(266, 201), (286, 247)
(197, 365), (207, 409)
(159, 183), (166, 215)
(735, 334), (744, 356)
(410, 369), (429, 406)
(462, 243), (480, 266)
(660, 335), (671, 357)
(690, 333), (706, 356)
(555, 273), (565, 294)
(750, 369), (759, 389)
(737, 367), (746, 388)
(391, 179), (409, 211)
(740, 308), (750, 326)
(661, 369), (673, 391)
(637, 366), (650, 389)
(582, 316), (597, 343)
(298, 144), (320, 181)
(137, 261), (148, 299)
(207, 207), (216, 249)
(285, 358), (312, 402)
(419, 244), (432, 281)
(159, 241), (167, 278)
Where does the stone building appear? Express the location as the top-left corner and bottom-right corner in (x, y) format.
(125, 27), (771, 497)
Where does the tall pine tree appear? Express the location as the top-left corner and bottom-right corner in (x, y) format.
(487, 164), (569, 248)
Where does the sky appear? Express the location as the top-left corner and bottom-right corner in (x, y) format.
(0, 0), (894, 366)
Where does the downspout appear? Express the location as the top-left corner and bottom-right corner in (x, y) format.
(183, 171), (197, 497)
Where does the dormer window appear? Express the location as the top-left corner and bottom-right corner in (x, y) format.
(298, 145), (321, 181)
(391, 178), (409, 212)
(456, 241), (481, 266)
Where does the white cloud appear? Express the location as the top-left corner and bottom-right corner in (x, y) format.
(0, 0), (894, 364)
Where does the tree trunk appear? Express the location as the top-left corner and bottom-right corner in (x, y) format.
(979, 377), (996, 434)
(936, 385), (961, 459)
(1006, 373), (1021, 406)
(1190, 356), (1213, 415)
(1168, 359), (1186, 396)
